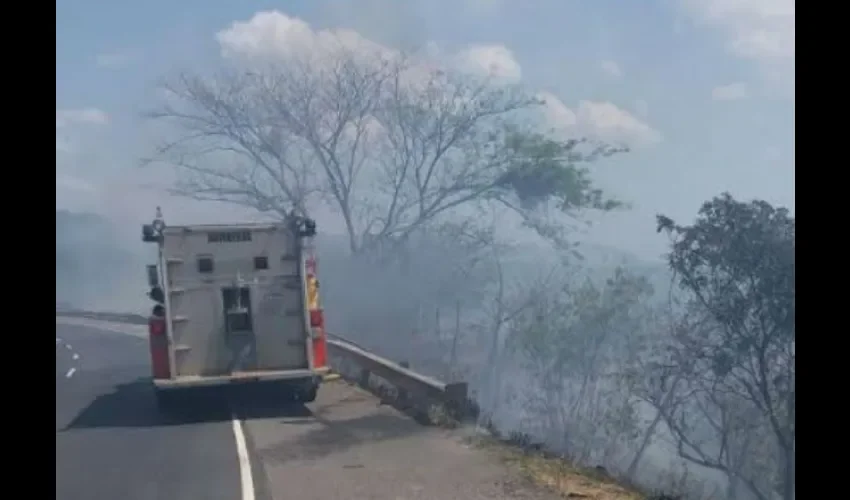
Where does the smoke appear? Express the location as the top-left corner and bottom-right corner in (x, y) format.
(56, 200), (771, 498)
(56, 210), (153, 313)
(56, 4), (792, 498)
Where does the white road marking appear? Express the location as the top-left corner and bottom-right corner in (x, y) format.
(72, 353), (80, 360)
(62, 315), (253, 500)
(65, 344), (73, 350)
(231, 416), (256, 500)
(56, 338), (62, 344)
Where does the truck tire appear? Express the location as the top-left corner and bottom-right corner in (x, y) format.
(294, 384), (318, 403)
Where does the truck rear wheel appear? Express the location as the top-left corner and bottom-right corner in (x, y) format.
(294, 384), (318, 403)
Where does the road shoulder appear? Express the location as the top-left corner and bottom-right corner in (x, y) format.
(242, 381), (562, 499)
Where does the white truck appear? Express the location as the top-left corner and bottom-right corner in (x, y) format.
(141, 208), (330, 410)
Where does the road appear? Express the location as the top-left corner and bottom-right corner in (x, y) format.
(56, 318), (559, 500)
(56, 324), (244, 500)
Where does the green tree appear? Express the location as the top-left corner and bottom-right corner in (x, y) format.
(655, 193), (795, 500)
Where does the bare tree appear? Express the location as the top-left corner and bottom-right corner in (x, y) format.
(145, 44), (395, 252)
(475, 238), (556, 420)
(145, 40), (628, 256)
(654, 193), (795, 500)
(504, 266), (656, 465)
(623, 306), (688, 482)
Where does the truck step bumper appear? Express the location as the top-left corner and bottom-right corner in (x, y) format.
(153, 367), (328, 390)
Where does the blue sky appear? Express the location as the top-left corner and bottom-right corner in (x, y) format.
(55, 0), (795, 258)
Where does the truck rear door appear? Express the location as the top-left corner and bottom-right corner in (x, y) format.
(161, 224), (310, 378)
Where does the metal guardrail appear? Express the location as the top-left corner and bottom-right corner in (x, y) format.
(56, 310), (469, 417)
(326, 336), (468, 414)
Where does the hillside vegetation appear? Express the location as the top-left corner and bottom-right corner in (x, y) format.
(98, 36), (793, 500)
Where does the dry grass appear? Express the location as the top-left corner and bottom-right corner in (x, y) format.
(471, 435), (646, 500)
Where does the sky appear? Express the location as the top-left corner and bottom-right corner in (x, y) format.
(55, 0), (795, 260)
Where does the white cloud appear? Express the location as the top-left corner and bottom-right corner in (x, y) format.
(218, 11), (523, 84)
(678, 0), (794, 95)
(56, 108), (110, 128)
(452, 44), (522, 82)
(539, 91), (577, 127)
(539, 92), (662, 148)
(216, 10), (313, 58)
(599, 60), (623, 78)
(711, 82), (748, 101)
(575, 100), (662, 147)
(216, 10), (388, 63)
(213, 10), (660, 150)
(679, 0), (794, 60)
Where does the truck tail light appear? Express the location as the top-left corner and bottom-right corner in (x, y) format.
(310, 309), (327, 368)
(148, 316), (170, 379)
(312, 332), (328, 369)
(304, 253), (327, 369)
(310, 309), (324, 328)
(305, 256), (317, 275)
(149, 317), (166, 337)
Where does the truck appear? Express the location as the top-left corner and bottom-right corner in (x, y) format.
(140, 207), (329, 410)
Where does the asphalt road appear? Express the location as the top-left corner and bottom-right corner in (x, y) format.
(56, 324), (244, 500)
(57, 318), (560, 500)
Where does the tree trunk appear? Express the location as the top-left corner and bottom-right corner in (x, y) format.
(782, 444), (794, 500)
(726, 475), (740, 500)
(484, 316), (505, 416)
(627, 375), (684, 480)
(446, 301), (461, 380)
(486, 333), (500, 411)
(341, 206), (358, 255)
(625, 408), (662, 480)
(485, 254), (506, 416)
